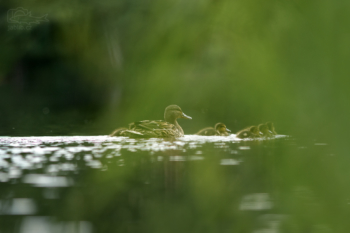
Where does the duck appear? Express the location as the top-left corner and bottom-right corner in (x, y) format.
(109, 127), (128, 136)
(110, 105), (192, 138)
(236, 126), (261, 139)
(196, 122), (231, 136)
(258, 123), (273, 138)
(266, 122), (277, 135)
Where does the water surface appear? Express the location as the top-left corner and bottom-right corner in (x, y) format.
(0, 135), (341, 233)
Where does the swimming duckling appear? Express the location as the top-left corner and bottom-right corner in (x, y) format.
(110, 127), (128, 136)
(236, 126), (261, 139)
(196, 122), (231, 136)
(248, 126), (262, 138)
(113, 105), (192, 138)
(266, 122), (277, 135)
(258, 123), (273, 138)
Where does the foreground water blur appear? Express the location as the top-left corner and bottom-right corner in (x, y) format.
(0, 135), (346, 233)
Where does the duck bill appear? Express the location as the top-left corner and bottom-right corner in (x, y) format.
(226, 128), (231, 133)
(181, 112), (192, 120)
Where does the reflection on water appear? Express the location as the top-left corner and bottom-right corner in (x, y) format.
(0, 135), (286, 173)
(0, 198), (36, 215)
(0, 134), (340, 233)
(23, 174), (72, 187)
(240, 193), (273, 211)
(19, 218), (93, 233)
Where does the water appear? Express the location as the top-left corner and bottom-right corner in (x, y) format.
(0, 135), (343, 233)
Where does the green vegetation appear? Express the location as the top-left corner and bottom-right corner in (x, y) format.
(1, 0), (349, 143)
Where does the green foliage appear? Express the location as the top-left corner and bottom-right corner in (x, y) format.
(1, 0), (349, 143)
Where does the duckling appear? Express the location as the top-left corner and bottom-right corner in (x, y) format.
(196, 122), (231, 136)
(266, 122), (277, 135)
(236, 126), (261, 139)
(110, 127), (128, 136)
(248, 126), (262, 138)
(258, 123), (273, 138)
(113, 105), (192, 138)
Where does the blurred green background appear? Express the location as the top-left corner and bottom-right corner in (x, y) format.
(1, 0), (349, 143)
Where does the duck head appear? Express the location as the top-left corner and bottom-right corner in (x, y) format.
(215, 122), (231, 134)
(266, 122), (275, 133)
(164, 105), (192, 124)
(258, 124), (269, 135)
(249, 126), (259, 134)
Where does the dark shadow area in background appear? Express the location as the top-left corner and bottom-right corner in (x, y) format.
(0, 19), (108, 136)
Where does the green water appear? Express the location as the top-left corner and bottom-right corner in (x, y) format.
(0, 135), (346, 233)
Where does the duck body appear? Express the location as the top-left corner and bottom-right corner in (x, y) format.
(110, 127), (128, 136)
(236, 126), (261, 139)
(196, 127), (217, 136)
(258, 124), (273, 138)
(110, 105), (191, 138)
(123, 120), (183, 138)
(266, 122), (277, 135)
(196, 123), (231, 136)
(236, 123), (277, 139)
(236, 129), (254, 139)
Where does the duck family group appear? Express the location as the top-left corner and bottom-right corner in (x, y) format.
(110, 105), (277, 139)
